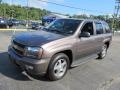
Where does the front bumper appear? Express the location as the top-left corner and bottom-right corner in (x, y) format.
(0, 23), (6, 25)
(8, 46), (50, 75)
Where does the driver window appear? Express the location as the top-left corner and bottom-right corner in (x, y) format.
(81, 22), (94, 35)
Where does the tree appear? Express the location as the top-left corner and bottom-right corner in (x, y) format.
(0, 3), (48, 20)
(72, 14), (120, 30)
(72, 14), (88, 19)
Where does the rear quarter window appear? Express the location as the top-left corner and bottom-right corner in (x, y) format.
(103, 23), (111, 33)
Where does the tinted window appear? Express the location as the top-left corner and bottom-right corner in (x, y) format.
(103, 23), (111, 33)
(95, 23), (104, 34)
(81, 22), (94, 35)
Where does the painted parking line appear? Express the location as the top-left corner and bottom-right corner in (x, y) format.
(0, 29), (27, 31)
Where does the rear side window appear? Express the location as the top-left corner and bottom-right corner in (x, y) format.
(95, 23), (104, 34)
(103, 23), (111, 33)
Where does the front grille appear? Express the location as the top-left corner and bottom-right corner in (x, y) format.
(12, 40), (25, 55)
(13, 47), (23, 55)
(13, 40), (25, 48)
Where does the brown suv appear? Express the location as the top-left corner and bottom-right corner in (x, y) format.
(8, 19), (112, 81)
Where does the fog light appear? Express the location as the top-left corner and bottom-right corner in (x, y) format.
(25, 65), (34, 70)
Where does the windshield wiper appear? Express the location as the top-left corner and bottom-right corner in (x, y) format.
(43, 28), (69, 35)
(50, 29), (63, 34)
(42, 28), (62, 34)
(42, 27), (50, 32)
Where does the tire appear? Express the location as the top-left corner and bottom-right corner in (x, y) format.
(7, 25), (9, 29)
(98, 44), (108, 59)
(47, 53), (69, 81)
(9, 24), (13, 28)
(2, 25), (7, 28)
(9, 55), (20, 67)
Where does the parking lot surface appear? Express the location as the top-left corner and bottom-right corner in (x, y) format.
(0, 31), (120, 90)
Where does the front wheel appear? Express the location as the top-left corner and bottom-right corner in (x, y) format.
(47, 53), (69, 81)
(98, 44), (108, 59)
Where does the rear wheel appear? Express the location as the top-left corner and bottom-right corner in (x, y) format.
(98, 44), (107, 59)
(47, 53), (69, 81)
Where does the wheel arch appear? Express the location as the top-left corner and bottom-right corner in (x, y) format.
(104, 41), (110, 49)
(50, 50), (73, 67)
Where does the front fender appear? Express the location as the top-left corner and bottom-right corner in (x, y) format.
(44, 44), (73, 59)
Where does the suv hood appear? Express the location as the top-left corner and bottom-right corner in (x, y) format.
(13, 30), (65, 46)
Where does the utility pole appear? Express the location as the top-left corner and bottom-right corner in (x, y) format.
(10, 0), (13, 19)
(10, 0), (13, 5)
(112, 0), (120, 33)
(26, 0), (29, 28)
(0, 0), (6, 18)
(0, 0), (2, 4)
(10, 0), (16, 35)
(3, 4), (6, 18)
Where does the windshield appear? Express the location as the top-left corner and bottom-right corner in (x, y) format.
(43, 19), (82, 35)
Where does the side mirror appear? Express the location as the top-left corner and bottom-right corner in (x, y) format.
(80, 32), (90, 37)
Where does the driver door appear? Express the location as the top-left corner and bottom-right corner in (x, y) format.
(75, 21), (98, 63)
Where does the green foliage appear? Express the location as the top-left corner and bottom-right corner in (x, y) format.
(72, 14), (120, 30)
(0, 3), (48, 20)
(73, 14), (88, 19)
(0, 3), (119, 30)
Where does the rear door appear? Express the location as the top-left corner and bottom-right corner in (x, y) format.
(93, 21), (105, 52)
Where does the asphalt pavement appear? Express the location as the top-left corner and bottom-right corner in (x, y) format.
(0, 31), (120, 90)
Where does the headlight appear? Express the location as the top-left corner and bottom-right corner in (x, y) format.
(0, 20), (4, 23)
(24, 47), (43, 59)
